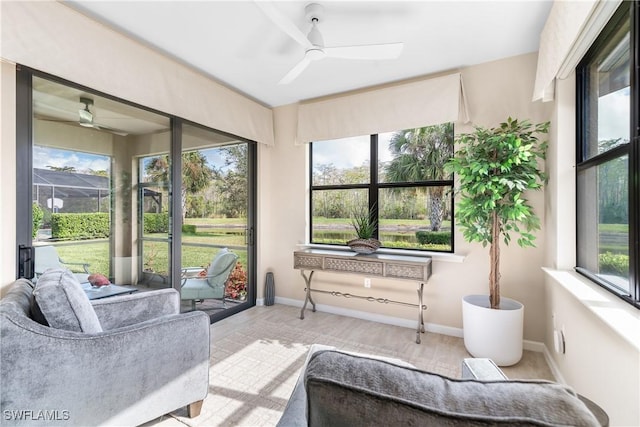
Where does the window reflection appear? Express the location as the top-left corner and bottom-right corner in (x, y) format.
(32, 76), (171, 288)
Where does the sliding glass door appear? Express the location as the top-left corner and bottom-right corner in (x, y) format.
(178, 124), (253, 315)
(20, 69), (256, 321)
(31, 75), (172, 288)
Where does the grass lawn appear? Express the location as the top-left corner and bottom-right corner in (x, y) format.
(312, 216), (452, 229)
(49, 226), (248, 280)
(52, 218), (626, 279)
(54, 241), (110, 276)
(312, 217), (453, 251)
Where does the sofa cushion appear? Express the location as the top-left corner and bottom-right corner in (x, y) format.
(32, 268), (102, 333)
(304, 350), (600, 427)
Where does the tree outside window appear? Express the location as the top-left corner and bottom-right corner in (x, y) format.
(310, 123), (454, 252)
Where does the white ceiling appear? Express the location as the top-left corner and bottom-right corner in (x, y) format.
(64, 1), (553, 108)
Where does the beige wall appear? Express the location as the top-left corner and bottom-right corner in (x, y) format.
(2, 1), (274, 146)
(260, 52), (553, 342)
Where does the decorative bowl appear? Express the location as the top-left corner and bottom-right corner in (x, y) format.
(347, 238), (381, 254)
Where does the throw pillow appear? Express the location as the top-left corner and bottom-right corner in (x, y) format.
(33, 268), (103, 333)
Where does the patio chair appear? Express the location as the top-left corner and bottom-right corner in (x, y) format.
(34, 245), (91, 283)
(181, 248), (238, 310)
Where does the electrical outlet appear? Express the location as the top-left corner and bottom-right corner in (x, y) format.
(364, 278), (371, 288)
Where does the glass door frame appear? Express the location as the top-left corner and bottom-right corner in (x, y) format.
(15, 67), (257, 322)
(176, 120), (258, 321)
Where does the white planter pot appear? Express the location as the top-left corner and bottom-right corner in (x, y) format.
(462, 294), (524, 366)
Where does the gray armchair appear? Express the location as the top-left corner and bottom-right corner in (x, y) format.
(181, 248), (238, 310)
(0, 275), (210, 426)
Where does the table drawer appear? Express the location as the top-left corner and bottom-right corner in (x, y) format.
(324, 257), (384, 275)
(294, 254), (324, 270)
(386, 263), (426, 280)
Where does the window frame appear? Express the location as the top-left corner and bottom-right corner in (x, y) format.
(575, 0), (639, 308)
(309, 132), (455, 253)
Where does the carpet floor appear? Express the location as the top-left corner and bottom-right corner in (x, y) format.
(144, 304), (554, 427)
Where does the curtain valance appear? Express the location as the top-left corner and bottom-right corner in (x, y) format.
(532, 0), (620, 102)
(1, 1), (275, 146)
(296, 73), (469, 144)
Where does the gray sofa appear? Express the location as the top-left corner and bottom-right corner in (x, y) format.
(278, 344), (606, 426)
(0, 271), (210, 426)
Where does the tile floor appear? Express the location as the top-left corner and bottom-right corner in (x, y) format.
(144, 304), (554, 427)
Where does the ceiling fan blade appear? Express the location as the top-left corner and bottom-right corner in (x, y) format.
(89, 122), (129, 137)
(256, 1), (312, 49)
(100, 127), (129, 137)
(324, 42), (404, 60)
(278, 57), (312, 85)
(41, 116), (129, 136)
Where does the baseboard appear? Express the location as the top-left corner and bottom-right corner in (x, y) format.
(541, 344), (567, 384)
(274, 296), (549, 354)
(523, 339), (546, 353)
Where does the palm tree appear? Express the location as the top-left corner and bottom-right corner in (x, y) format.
(145, 151), (214, 220)
(385, 123), (454, 231)
(216, 145), (248, 218)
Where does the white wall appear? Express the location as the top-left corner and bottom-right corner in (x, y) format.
(542, 72), (640, 427)
(544, 270), (640, 427)
(0, 61), (17, 295)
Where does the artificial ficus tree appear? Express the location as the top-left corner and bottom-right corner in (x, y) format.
(446, 118), (549, 309)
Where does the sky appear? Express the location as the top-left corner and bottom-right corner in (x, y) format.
(33, 146), (110, 172)
(312, 132), (396, 170)
(598, 87), (630, 142)
(33, 146), (228, 177)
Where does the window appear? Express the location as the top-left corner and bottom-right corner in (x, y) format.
(310, 124), (454, 252)
(576, 1), (639, 307)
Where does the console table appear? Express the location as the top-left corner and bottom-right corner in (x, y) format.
(293, 248), (432, 343)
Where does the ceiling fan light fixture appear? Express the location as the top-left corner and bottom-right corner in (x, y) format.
(79, 97), (94, 126)
(78, 108), (93, 125)
(306, 47), (326, 61)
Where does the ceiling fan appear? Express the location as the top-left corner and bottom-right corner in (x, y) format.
(77, 97), (128, 136)
(257, 2), (404, 85)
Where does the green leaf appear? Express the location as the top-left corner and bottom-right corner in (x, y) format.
(451, 118), (548, 292)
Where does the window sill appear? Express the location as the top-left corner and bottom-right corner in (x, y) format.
(543, 268), (640, 352)
(298, 243), (465, 263)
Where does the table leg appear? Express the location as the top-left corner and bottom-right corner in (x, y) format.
(416, 282), (425, 344)
(299, 270), (316, 320)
